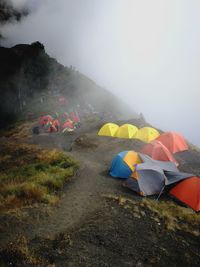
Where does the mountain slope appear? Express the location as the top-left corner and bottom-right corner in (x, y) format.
(0, 41), (136, 128)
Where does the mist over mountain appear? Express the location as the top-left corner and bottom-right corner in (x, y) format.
(0, 0), (200, 145)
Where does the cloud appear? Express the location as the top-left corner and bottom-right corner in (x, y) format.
(1, 0), (200, 145)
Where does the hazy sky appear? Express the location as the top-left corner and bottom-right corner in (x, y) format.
(1, 0), (200, 145)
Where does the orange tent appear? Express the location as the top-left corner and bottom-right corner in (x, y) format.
(156, 132), (188, 154)
(170, 176), (200, 211)
(141, 140), (179, 166)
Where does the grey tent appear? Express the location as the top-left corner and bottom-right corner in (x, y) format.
(125, 153), (193, 196)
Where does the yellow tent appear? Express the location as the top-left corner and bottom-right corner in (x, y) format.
(98, 123), (119, 137)
(136, 127), (160, 143)
(115, 124), (138, 139)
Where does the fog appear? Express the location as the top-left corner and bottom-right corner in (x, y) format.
(1, 0), (200, 145)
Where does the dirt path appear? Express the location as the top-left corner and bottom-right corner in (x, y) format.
(30, 133), (133, 239)
(32, 153), (118, 238)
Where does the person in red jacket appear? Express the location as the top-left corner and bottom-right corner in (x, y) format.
(70, 111), (81, 128)
(62, 119), (74, 133)
(47, 121), (58, 133)
(59, 112), (69, 123)
(39, 115), (53, 127)
(52, 119), (61, 132)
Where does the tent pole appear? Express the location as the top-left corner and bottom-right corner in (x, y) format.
(156, 185), (165, 201)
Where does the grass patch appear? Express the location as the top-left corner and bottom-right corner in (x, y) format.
(140, 198), (200, 236)
(0, 120), (35, 139)
(0, 142), (79, 212)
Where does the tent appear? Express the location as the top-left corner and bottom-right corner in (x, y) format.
(98, 123), (119, 137)
(115, 124), (138, 139)
(110, 151), (192, 196)
(141, 140), (178, 166)
(125, 155), (192, 196)
(170, 176), (200, 211)
(156, 132), (188, 153)
(136, 127), (160, 143)
(110, 151), (142, 178)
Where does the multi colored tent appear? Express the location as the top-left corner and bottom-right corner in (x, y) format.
(136, 127), (160, 143)
(170, 176), (200, 211)
(115, 124), (138, 139)
(110, 151), (142, 178)
(98, 123), (119, 137)
(110, 151), (192, 196)
(156, 132), (188, 153)
(141, 140), (178, 166)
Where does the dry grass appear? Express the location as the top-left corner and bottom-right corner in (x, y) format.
(103, 194), (200, 236)
(189, 142), (200, 153)
(141, 198), (200, 236)
(74, 134), (99, 148)
(0, 235), (45, 267)
(0, 120), (35, 139)
(0, 142), (79, 212)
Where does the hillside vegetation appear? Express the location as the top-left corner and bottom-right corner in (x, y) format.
(0, 141), (78, 212)
(0, 124), (79, 212)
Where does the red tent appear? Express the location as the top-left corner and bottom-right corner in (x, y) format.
(156, 132), (188, 154)
(170, 176), (200, 211)
(141, 140), (179, 166)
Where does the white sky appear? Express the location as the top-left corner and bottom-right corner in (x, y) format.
(1, 0), (200, 145)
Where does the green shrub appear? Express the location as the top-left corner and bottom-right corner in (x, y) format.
(0, 143), (79, 211)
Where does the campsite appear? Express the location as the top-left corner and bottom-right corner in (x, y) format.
(0, 113), (200, 266)
(0, 2), (200, 264)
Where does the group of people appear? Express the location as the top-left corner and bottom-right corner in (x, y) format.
(33, 111), (81, 135)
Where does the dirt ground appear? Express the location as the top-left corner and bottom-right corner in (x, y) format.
(0, 121), (200, 266)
